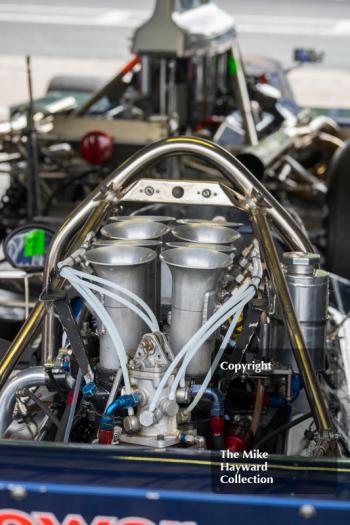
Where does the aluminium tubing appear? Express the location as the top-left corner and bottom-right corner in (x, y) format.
(42, 137), (313, 364)
(0, 366), (49, 437)
(44, 136), (314, 292)
(0, 301), (45, 390)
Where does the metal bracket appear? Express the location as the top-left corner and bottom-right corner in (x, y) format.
(52, 297), (94, 383)
(121, 178), (236, 207)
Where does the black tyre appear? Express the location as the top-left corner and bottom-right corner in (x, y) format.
(326, 140), (350, 279)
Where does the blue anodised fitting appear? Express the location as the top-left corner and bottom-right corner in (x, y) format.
(100, 393), (142, 431)
(100, 415), (114, 431)
(104, 393), (142, 416)
(179, 432), (188, 444)
(190, 385), (224, 417)
(82, 381), (97, 399)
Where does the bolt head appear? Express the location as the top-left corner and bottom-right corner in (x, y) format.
(299, 504), (317, 519)
(162, 400), (179, 417)
(143, 338), (155, 353)
(9, 485), (27, 501)
(139, 410), (154, 427)
(123, 415), (140, 433)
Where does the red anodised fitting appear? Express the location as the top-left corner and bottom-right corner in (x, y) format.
(98, 428), (113, 445)
(211, 416), (225, 436)
(225, 429), (253, 452)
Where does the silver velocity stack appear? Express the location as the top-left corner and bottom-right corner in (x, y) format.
(161, 247), (232, 377)
(100, 220), (169, 316)
(85, 246), (156, 371)
(100, 219), (169, 241)
(108, 215), (176, 225)
(171, 223), (240, 245)
(163, 223), (238, 306)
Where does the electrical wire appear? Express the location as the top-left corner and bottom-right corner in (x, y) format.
(63, 368), (82, 444)
(253, 412), (313, 450)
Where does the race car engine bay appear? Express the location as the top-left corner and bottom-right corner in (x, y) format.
(0, 136), (349, 458)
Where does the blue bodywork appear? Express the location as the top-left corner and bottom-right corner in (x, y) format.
(1, 442), (350, 524)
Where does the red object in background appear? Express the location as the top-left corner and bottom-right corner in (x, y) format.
(80, 130), (113, 165)
(258, 73), (269, 84)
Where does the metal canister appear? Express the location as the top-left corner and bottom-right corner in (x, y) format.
(270, 252), (329, 372)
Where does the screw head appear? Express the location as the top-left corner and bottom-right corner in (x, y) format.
(162, 399), (179, 417)
(139, 410), (154, 427)
(145, 186), (155, 196)
(299, 504), (317, 519)
(123, 415), (140, 433)
(9, 485), (27, 501)
(143, 338), (155, 352)
(202, 188), (212, 198)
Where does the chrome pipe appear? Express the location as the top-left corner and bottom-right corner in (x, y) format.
(0, 367), (49, 437)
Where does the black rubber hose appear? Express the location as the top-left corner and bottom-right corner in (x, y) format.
(253, 412), (313, 450)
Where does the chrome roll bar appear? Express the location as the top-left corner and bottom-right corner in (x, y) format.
(0, 136), (315, 395)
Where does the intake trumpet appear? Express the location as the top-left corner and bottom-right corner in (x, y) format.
(171, 223), (240, 245)
(161, 247), (231, 376)
(85, 245), (156, 371)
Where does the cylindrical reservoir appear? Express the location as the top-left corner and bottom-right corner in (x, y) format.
(270, 252), (329, 372)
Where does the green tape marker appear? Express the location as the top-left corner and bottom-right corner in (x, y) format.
(24, 229), (46, 257)
(228, 56), (239, 76)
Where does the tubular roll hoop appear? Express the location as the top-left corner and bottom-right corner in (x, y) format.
(0, 136), (330, 434)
